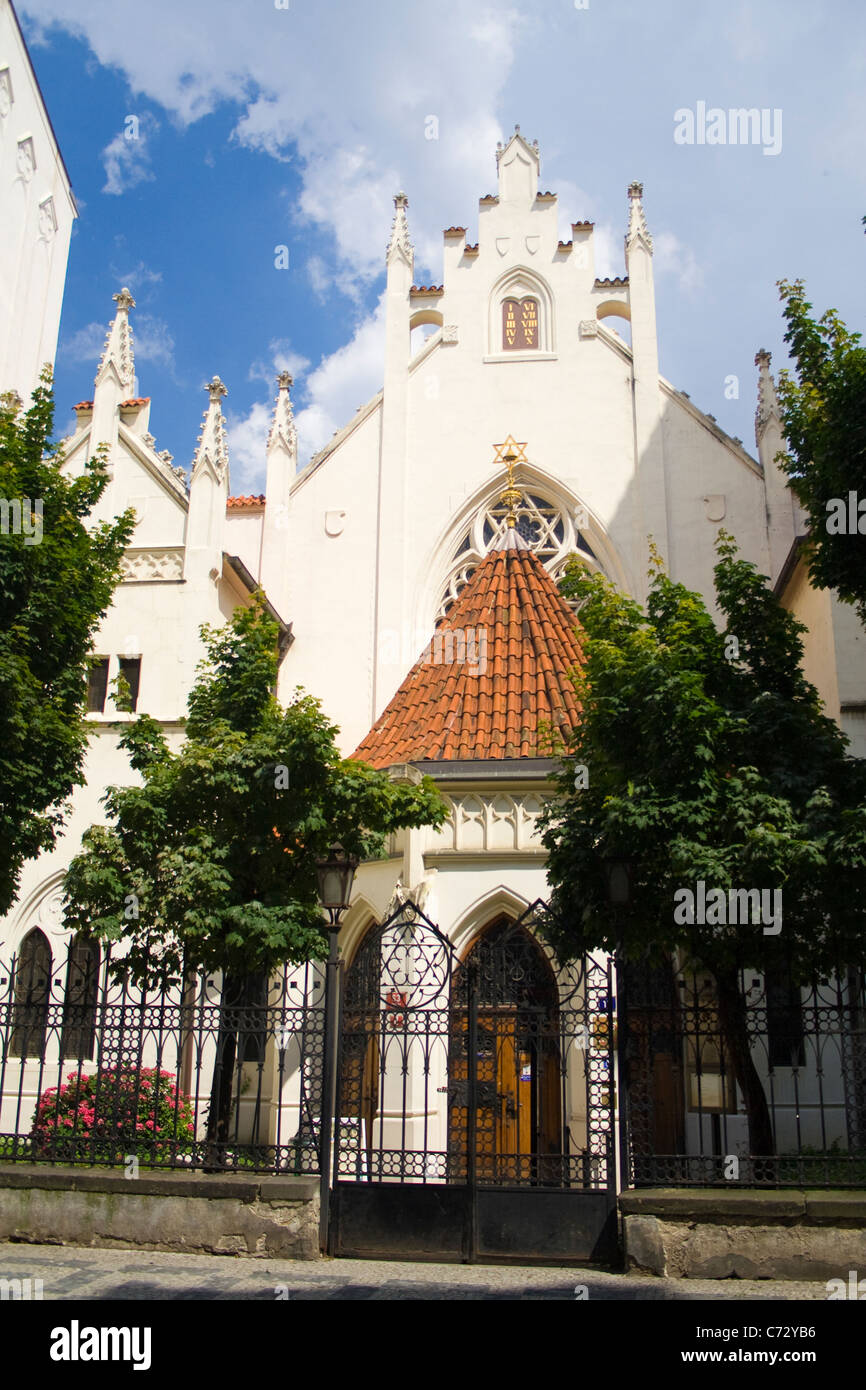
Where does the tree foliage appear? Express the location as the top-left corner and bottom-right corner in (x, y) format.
(0, 371), (135, 914)
(541, 538), (866, 1153)
(63, 599), (448, 988)
(541, 536), (866, 980)
(776, 277), (866, 622)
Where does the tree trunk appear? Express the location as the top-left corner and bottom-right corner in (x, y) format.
(715, 966), (775, 1159)
(204, 974), (242, 1169)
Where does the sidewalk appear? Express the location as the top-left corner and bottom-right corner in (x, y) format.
(0, 1242), (832, 1300)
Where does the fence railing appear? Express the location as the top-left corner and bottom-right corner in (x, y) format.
(2, 934), (865, 1188)
(621, 959), (866, 1187)
(0, 937), (326, 1174)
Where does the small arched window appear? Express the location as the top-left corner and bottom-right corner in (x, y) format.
(61, 937), (101, 1060)
(10, 928), (52, 1059)
(502, 296), (539, 350)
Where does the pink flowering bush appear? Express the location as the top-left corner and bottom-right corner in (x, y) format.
(31, 1067), (195, 1163)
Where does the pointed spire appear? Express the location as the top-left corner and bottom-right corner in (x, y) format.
(386, 191), (413, 267)
(755, 349), (781, 445)
(191, 375), (229, 482)
(96, 287), (136, 392)
(267, 370), (297, 458)
(625, 181), (653, 254)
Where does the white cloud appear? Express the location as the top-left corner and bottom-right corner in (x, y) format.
(108, 259), (163, 292)
(247, 340), (311, 389)
(294, 295), (387, 464)
(27, 1), (523, 292)
(132, 314), (175, 370)
(64, 320), (106, 363)
(226, 297), (387, 490)
(101, 114), (158, 196)
(225, 400), (272, 495)
(306, 255), (331, 302)
(653, 231), (704, 295)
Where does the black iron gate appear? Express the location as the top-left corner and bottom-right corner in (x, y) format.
(330, 900), (618, 1263)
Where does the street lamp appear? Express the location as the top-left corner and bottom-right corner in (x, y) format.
(315, 843), (359, 1253)
(315, 842), (359, 920)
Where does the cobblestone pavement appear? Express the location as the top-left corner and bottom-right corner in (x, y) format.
(0, 1243), (832, 1300)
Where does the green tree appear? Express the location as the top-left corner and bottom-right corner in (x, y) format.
(0, 371), (135, 914)
(541, 538), (866, 1157)
(776, 277), (866, 622)
(63, 598), (448, 1149)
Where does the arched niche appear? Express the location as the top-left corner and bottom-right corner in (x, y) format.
(596, 300), (632, 346)
(488, 266), (555, 355)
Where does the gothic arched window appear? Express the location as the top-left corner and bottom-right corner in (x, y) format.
(10, 929), (52, 1059)
(61, 937), (101, 1060)
(436, 487), (601, 623)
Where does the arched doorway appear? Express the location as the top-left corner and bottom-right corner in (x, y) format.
(330, 900), (617, 1262)
(449, 918), (562, 1183)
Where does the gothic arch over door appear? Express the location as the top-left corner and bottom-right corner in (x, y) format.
(449, 917), (562, 1182)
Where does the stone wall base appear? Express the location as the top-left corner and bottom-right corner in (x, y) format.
(621, 1189), (866, 1280)
(0, 1166), (320, 1259)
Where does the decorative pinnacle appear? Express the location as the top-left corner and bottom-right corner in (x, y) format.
(192, 376), (229, 479)
(626, 181), (653, 253)
(754, 349), (780, 444)
(268, 371), (297, 455)
(387, 191), (413, 263)
(96, 287), (136, 391)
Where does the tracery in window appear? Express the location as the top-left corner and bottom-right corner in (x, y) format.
(436, 488), (602, 623)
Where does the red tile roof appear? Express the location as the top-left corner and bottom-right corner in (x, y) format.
(227, 494), (266, 509)
(353, 537), (584, 767)
(73, 401), (93, 411)
(120, 397), (151, 407)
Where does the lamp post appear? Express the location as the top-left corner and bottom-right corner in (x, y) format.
(315, 843), (359, 1253)
(604, 857), (632, 1194)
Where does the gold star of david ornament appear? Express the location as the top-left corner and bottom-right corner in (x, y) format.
(493, 436), (528, 525)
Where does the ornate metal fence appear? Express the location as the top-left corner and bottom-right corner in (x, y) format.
(0, 935), (326, 1174)
(620, 958), (866, 1187)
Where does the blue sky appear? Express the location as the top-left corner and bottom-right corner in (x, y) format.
(20, 0), (866, 494)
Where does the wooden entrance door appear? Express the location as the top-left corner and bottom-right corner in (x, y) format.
(448, 921), (561, 1182)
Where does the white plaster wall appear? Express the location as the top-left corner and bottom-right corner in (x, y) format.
(0, 0), (76, 402)
(274, 165), (771, 754)
(225, 509), (264, 577)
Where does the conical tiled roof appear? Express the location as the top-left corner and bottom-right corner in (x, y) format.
(353, 540), (584, 766)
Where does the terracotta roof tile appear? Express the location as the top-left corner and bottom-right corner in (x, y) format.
(227, 494), (266, 509)
(353, 542), (584, 767)
(120, 397), (151, 407)
(72, 401), (94, 410)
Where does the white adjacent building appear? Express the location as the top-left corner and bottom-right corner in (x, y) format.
(0, 0), (77, 404)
